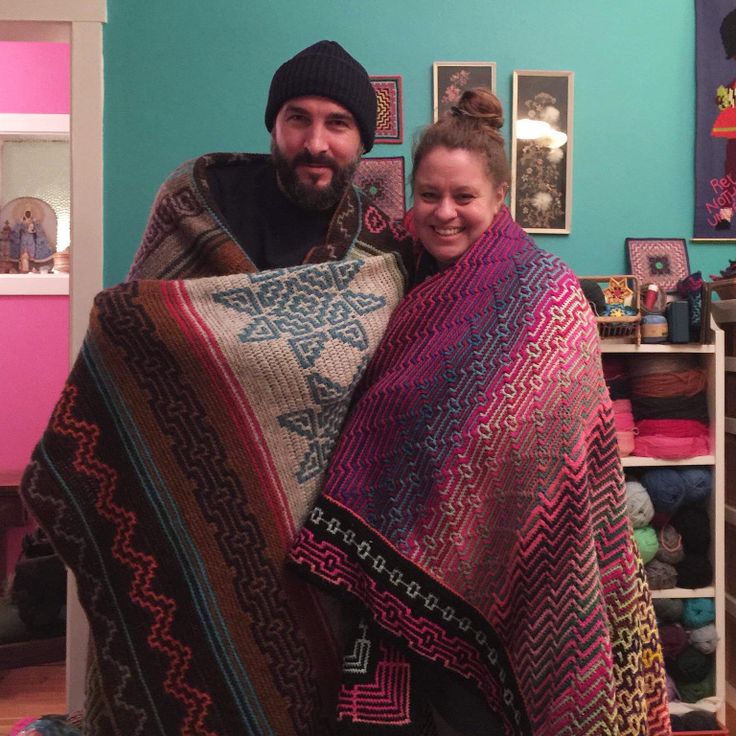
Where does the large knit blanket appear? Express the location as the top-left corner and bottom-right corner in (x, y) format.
(20, 152), (413, 736)
(289, 207), (671, 735)
(20, 250), (406, 736)
(127, 152), (409, 280)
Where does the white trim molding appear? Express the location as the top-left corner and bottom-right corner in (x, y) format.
(0, 274), (70, 295)
(0, 1), (105, 22)
(0, 113), (69, 137)
(1, 3), (107, 712)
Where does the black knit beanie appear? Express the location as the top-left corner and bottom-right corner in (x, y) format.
(265, 40), (377, 152)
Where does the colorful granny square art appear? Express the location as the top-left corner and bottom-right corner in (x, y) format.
(354, 157), (406, 222)
(626, 238), (690, 293)
(370, 76), (403, 144)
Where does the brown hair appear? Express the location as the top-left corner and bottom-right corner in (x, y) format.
(412, 87), (510, 189)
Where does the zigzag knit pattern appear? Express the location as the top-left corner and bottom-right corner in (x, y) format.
(21, 247), (407, 735)
(290, 207), (672, 735)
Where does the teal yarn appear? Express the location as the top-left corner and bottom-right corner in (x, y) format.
(641, 468), (687, 515)
(676, 670), (714, 703)
(679, 467), (712, 505)
(625, 480), (654, 528)
(682, 598), (715, 628)
(653, 598), (683, 624)
(633, 526), (659, 564)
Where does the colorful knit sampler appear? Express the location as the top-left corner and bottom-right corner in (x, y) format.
(290, 207), (672, 735)
(20, 153), (412, 736)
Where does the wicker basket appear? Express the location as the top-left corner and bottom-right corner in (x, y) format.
(579, 275), (641, 345)
(711, 277), (736, 300)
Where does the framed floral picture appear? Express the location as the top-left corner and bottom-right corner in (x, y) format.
(432, 62), (496, 122)
(510, 70), (574, 234)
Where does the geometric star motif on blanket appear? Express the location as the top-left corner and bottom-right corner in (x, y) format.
(278, 359), (368, 483)
(213, 260), (387, 485)
(213, 260), (386, 368)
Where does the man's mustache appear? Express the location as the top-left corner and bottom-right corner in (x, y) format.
(291, 152), (338, 170)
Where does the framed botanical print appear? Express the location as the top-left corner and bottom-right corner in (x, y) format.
(510, 70), (574, 234)
(432, 62), (496, 122)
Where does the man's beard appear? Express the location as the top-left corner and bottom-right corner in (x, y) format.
(271, 141), (360, 211)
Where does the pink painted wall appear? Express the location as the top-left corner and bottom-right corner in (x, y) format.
(0, 41), (70, 114)
(0, 42), (71, 579)
(0, 296), (69, 472)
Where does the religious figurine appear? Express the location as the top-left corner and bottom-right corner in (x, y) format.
(0, 219), (11, 258)
(10, 210), (55, 273)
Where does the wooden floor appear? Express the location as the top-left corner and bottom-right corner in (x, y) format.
(0, 662), (65, 732)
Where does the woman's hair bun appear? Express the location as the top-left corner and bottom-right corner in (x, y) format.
(453, 88), (504, 130)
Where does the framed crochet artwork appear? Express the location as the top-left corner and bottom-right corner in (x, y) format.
(354, 156), (406, 222)
(370, 76), (403, 144)
(626, 238), (690, 293)
(432, 62), (496, 122)
(694, 0), (736, 241)
(510, 70), (574, 234)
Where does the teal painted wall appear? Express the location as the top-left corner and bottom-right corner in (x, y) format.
(103, 0), (735, 285)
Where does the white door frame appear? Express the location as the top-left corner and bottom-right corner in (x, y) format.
(0, 0), (106, 711)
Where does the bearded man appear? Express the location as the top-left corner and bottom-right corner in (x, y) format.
(21, 41), (413, 736)
(128, 39), (407, 279)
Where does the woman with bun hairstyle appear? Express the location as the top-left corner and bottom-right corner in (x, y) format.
(290, 89), (671, 735)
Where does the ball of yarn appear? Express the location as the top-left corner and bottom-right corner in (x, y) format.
(668, 714), (686, 731)
(653, 598), (683, 623)
(671, 505), (711, 554)
(633, 526), (659, 564)
(640, 468), (687, 515)
(677, 671), (714, 703)
(656, 525), (685, 565)
(644, 559), (677, 589)
(625, 480), (654, 527)
(682, 598), (715, 628)
(675, 554), (713, 588)
(670, 646), (713, 684)
(689, 623), (719, 655)
(681, 710), (720, 730)
(579, 279), (607, 316)
(658, 622), (689, 660)
(665, 672), (680, 703)
(679, 467), (712, 505)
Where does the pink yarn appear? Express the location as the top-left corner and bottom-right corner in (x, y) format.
(634, 419), (711, 459)
(9, 718), (36, 736)
(633, 435), (711, 459)
(617, 430), (635, 457)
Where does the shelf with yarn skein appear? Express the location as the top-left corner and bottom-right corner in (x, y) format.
(601, 343), (716, 354)
(606, 316), (726, 726)
(622, 455), (715, 467)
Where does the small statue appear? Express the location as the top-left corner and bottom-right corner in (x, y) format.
(0, 219), (11, 258)
(10, 210), (55, 273)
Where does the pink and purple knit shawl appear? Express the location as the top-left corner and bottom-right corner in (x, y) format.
(290, 207), (671, 735)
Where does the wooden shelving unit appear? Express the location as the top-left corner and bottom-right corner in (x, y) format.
(710, 298), (736, 725)
(601, 320), (726, 725)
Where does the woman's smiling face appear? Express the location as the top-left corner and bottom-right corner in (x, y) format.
(413, 146), (506, 268)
